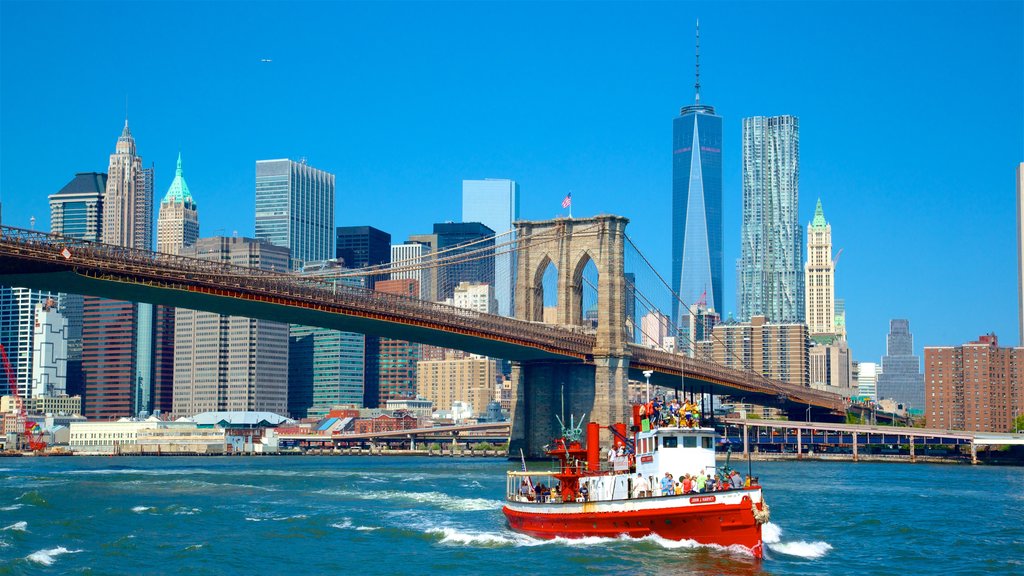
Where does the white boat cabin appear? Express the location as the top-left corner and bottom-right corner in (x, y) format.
(634, 426), (717, 481)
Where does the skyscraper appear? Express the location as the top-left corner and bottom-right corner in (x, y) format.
(391, 241), (433, 300)
(0, 287), (59, 398)
(433, 222), (495, 302)
(255, 159), (335, 270)
(876, 319), (924, 412)
(738, 115), (803, 323)
(84, 119), (156, 418)
(462, 179), (520, 316)
(672, 22), (723, 327)
(374, 278), (421, 404)
(804, 199), (836, 336)
(156, 153), (198, 255)
(173, 237), (290, 416)
(49, 172), (106, 398)
(30, 298), (67, 398)
(336, 226), (391, 287)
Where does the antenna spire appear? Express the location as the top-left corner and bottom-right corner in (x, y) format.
(695, 19), (701, 104)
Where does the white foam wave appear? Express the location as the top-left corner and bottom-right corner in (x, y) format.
(323, 488), (501, 511)
(26, 546), (81, 566)
(330, 519), (352, 529)
(355, 526), (379, 531)
(185, 544), (204, 551)
(131, 506), (154, 513)
(3, 521), (27, 532)
(763, 522), (782, 544)
(173, 507), (201, 515)
(247, 513), (307, 523)
(1, 504), (24, 511)
(768, 540), (833, 559)
(401, 474), (427, 482)
(429, 527), (542, 547)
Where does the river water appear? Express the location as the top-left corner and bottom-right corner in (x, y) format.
(0, 456), (1020, 575)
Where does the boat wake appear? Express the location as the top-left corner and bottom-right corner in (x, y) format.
(26, 546), (82, 566)
(330, 518), (379, 531)
(763, 522), (832, 559)
(3, 521), (27, 532)
(318, 488), (502, 512)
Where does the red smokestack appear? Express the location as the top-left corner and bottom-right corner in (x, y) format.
(586, 422), (600, 472)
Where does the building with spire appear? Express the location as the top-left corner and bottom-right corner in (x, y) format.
(737, 114), (803, 323)
(673, 20), (723, 330)
(157, 153), (199, 255)
(805, 199), (837, 336)
(102, 119), (153, 249)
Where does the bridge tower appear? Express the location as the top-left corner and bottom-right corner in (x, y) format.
(509, 215), (631, 457)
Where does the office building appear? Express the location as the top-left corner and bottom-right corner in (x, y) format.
(434, 222), (495, 301)
(101, 119), (153, 249)
(336, 226), (391, 287)
(738, 115), (803, 323)
(417, 357), (497, 417)
(156, 153), (198, 255)
(856, 362), (879, 401)
(31, 299), (67, 398)
(876, 319), (925, 412)
(702, 315), (809, 388)
(672, 23), (723, 326)
(640, 311), (671, 349)
(48, 172), (106, 398)
(809, 338), (853, 397)
(925, 334), (1023, 432)
(172, 237), (290, 416)
(373, 279), (421, 404)
(289, 260), (365, 418)
(805, 199), (837, 336)
(0, 288), (59, 398)
(255, 159), (335, 270)
(391, 241), (433, 300)
(462, 179), (520, 316)
(449, 282), (497, 314)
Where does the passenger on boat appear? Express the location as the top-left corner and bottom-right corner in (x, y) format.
(579, 484), (589, 502)
(674, 480), (683, 495)
(682, 474), (693, 494)
(520, 480), (532, 500)
(632, 473), (650, 498)
(730, 470), (744, 489)
(744, 475), (752, 488)
(660, 473), (673, 496)
(695, 472), (707, 492)
(606, 445), (617, 463)
(536, 483), (548, 503)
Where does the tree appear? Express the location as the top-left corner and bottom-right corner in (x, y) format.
(1013, 414), (1024, 434)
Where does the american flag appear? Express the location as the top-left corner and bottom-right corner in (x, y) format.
(561, 192), (572, 209)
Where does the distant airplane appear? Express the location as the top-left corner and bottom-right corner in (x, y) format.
(260, 58), (272, 63)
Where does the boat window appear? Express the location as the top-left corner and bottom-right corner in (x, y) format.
(682, 436), (697, 448)
(654, 437), (659, 451)
(702, 437), (713, 449)
(662, 436), (678, 448)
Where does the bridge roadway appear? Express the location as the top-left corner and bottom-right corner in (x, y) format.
(279, 421), (512, 444)
(0, 226), (845, 412)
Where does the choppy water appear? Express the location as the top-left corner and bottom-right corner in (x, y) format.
(0, 456), (1021, 575)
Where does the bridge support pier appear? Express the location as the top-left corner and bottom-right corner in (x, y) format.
(852, 432), (858, 462)
(796, 428), (803, 459)
(742, 424), (749, 456)
(509, 358), (630, 458)
(909, 436), (916, 462)
(970, 443), (978, 465)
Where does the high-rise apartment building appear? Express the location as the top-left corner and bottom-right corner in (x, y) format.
(84, 120), (158, 418)
(876, 319), (924, 412)
(48, 172), (105, 398)
(805, 199), (837, 336)
(701, 315), (809, 388)
(809, 339), (853, 396)
(172, 237), (290, 416)
(925, 334), (1023, 432)
(391, 241), (433, 300)
(462, 179), (520, 316)
(288, 260), (365, 418)
(417, 356), (497, 417)
(31, 299), (67, 397)
(373, 279), (420, 404)
(672, 23), (723, 326)
(255, 159), (335, 270)
(449, 282), (497, 314)
(433, 222), (495, 302)
(738, 115), (803, 323)
(156, 153), (198, 255)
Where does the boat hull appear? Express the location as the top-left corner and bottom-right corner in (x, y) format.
(503, 491), (764, 558)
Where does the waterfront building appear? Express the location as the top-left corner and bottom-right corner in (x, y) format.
(156, 153), (198, 255)
(84, 120), (158, 418)
(30, 299), (67, 398)
(925, 333), (1024, 432)
(462, 178), (520, 316)
(255, 158), (334, 270)
(172, 237), (290, 416)
(0, 288), (60, 398)
(383, 397), (434, 422)
(1, 394), (81, 416)
(855, 361), (879, 401)
(672, 23), (723, 327)
(737, 115), (803, 323)
(48, 172), (105, 398)
(804, 199), (837, 336)
(416, 356), (497, 417)
(703, 315), (809, 388)
(288, 260), (365, 418)
(876, 319), (925, 412)
(1018, 163), (1024, 345)
(391, 241), (433, 300)
(373, 279), (421, 404)
(449, 282), (497, 314)
(433, 222), (495, 302)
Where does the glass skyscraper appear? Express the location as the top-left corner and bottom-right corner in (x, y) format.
(462, 179), (520, 317)
(672, 26), (723, 329)
(434, 222), (495, 302)
(255, 159), (335, 270)
(876, 319), (925, 412)
(738, 115), (804, 323)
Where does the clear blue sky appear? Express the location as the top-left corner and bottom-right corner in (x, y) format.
(1, 1), (1022, 363)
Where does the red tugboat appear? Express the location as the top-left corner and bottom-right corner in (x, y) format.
(502, 406), (770, 558)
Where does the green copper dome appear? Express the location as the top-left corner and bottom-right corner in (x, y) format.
(162, 152), (195, 206)
(810, 198), (827, 229)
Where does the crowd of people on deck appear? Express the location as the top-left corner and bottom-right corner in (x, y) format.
(639, 396), (702, 429)
(517, 470), (758, 503)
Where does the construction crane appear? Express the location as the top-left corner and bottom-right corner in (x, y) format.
(0, 344), (46, 452)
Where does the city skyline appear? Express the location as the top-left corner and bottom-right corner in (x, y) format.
(1, 2), (1022, 364)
